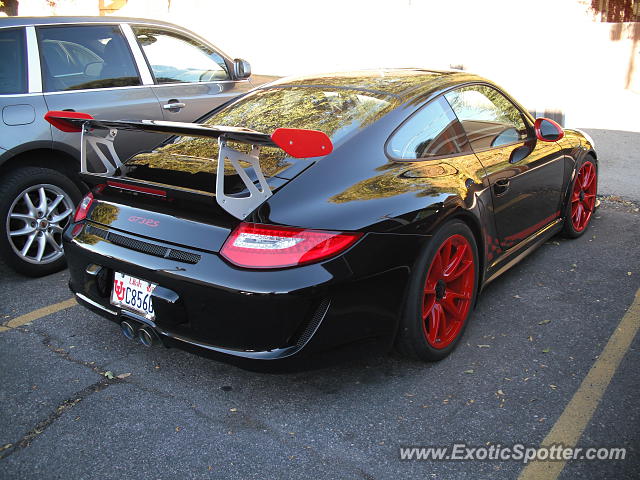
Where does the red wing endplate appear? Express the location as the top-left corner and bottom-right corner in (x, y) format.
(44, 111), (94, 132)
(271, 128), (333, 158)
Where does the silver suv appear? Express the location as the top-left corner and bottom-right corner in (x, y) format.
(0, 16), (263, 276)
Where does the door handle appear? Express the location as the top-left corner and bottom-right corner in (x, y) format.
(493, 178), (510, 196)
(162, 100), (186, 111)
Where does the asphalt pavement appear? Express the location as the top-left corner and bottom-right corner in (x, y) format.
(0, 130), (639, 479)
(582, 128), (640, 201)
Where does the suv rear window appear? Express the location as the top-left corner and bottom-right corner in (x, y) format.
(37, 25), (141, 92)
(0, 28), (27, 94)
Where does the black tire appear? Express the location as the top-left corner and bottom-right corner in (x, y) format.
(0, 167), (82, 277)
(396, 220), (479, 362)
(562, 156), (598, 239)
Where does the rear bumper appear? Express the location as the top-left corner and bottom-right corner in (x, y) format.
(73, 291), (327, 360)
(64, 221), (426, 361)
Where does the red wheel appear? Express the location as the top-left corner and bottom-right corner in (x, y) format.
(422, 234), (475, 349)
(397, 220), (478, 361)
(563, 159), (597, 237)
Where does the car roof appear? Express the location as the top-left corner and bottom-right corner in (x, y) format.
(265, 68), (492, 103)
(0, 16), (182, 29)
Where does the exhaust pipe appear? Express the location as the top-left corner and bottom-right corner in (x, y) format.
(120, 320), (137, 341)
(136, 326), (158, 347)
(120, 320), (160, 347)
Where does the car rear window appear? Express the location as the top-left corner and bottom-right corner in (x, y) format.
(154, 86), (393, 160)
(125, 86), (395, 184)
(0, 28), (27, 95)
(37, 25), (141, 92)
(204, 86), (393, 141)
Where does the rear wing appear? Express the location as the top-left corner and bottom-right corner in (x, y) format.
(44, 111), (333, 219)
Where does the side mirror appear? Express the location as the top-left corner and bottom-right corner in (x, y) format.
(534, 117), (564, 142)
(233, 58), (251, 79)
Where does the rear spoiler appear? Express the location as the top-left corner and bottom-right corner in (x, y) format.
(44, 111), (333, 219)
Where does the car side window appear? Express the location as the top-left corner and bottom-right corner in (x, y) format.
(0, 28), (27, 94)
(444, 85), (528, 151)
(132, 27), (230, 84)
(37, 25), (141, 92)
(386, 96), (472, 160)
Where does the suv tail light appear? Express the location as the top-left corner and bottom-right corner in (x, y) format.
(74, 192), (94, 222)
(221, 223), (362, 269)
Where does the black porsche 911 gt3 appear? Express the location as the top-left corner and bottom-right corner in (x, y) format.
(45, 69), (597, 363)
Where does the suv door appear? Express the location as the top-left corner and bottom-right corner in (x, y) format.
(445, 85), (565, 250)
(37, 24), (164, 164)
(131, 26), (254, 122)
(0, 26), (50, 155)
(0, 26), (80, 277)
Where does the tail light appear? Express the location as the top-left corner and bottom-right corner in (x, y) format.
(74, 192), (94, 222)
(221, 222), (362, 269)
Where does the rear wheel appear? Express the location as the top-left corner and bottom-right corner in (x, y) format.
(397, 220), (479, 361)
(563, 158), (597, 238)
(0, 167), (81, 277)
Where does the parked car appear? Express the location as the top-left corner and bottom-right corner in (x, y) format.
(48, 69), (597, 363)
(0, 16), (265, 276)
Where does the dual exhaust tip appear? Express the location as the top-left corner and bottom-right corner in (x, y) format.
(120, 320), (159, 347)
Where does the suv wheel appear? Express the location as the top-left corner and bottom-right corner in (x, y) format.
(0, 167), (81, 277)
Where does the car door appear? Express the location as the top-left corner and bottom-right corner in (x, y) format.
(37, 23), (164, 167)
(130, 25), (254, 122)
(444, 85), (565, 250)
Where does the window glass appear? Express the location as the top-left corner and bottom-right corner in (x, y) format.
(0, 28), (27, 94)
(37, 25), (140, 92)
(445, 85), (528, 151)
(126, 86), (394, 181)
(387, 97), (471, 160)
(133, 28), (229, 84)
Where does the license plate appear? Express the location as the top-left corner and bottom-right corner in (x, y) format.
(111, 272), (157, 320)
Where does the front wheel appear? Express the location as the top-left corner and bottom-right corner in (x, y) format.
(0, 167), (81, 277)
(396, 220), (479, 362)
(562, 158), (597, 238)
